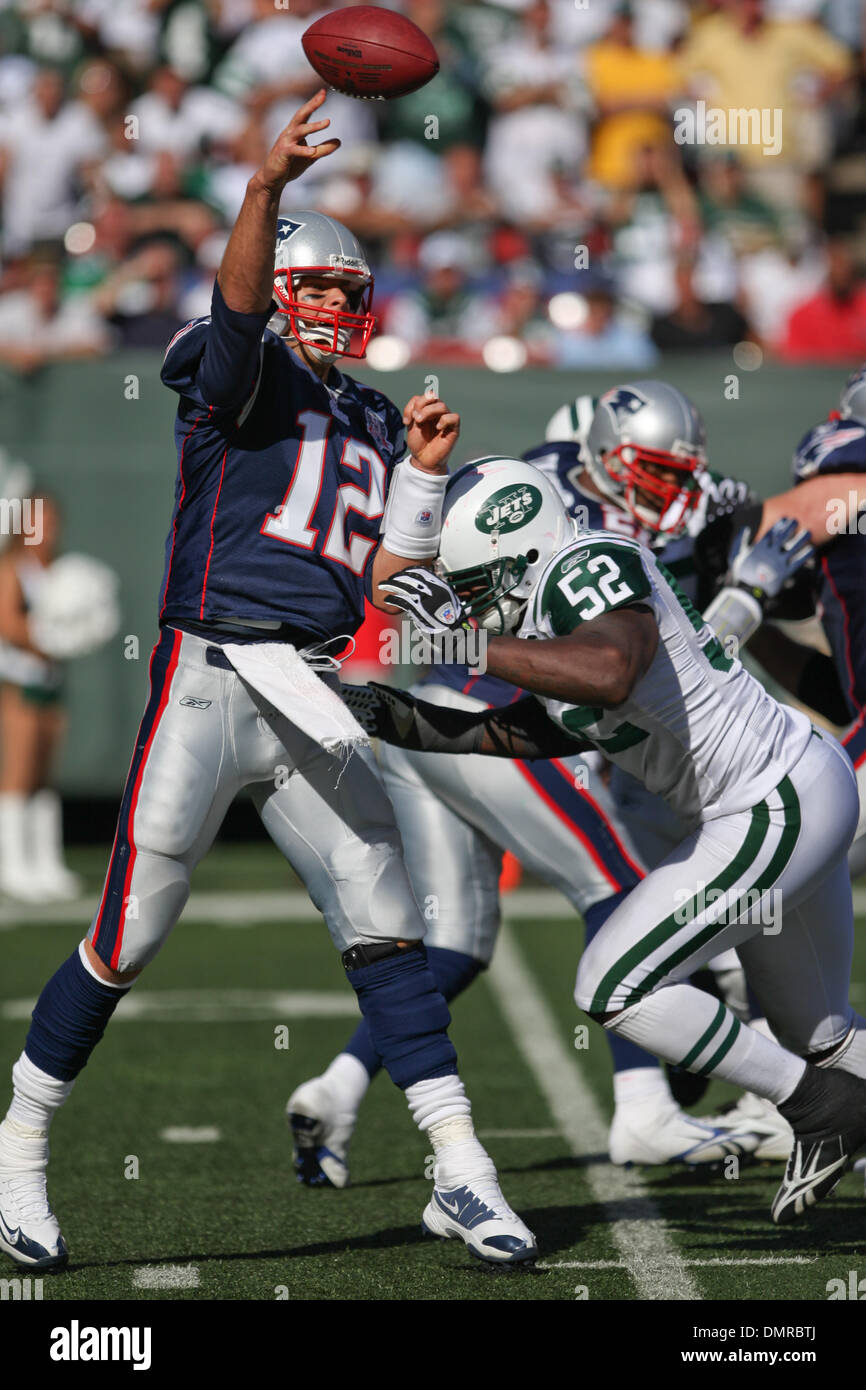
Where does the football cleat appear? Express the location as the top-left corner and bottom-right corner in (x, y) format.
(700, 1092), (793, 1162)
(422, 1180), (537, 1265)
(608, 1101), (763, 1167)
(0, 1154), (68, 1272)
(771, 1065), (866, 1224)
(286, 1078), (352, 1189)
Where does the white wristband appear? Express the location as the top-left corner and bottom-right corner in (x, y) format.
(703, 586), (763, 646)
(380, 456), (448, 559)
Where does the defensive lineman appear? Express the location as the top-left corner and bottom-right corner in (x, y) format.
(350, 456), (866, 1223)
(288, 383), (797, 1183)
(0, 92), (535, 1271)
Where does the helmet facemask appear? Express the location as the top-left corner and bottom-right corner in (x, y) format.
(437, 552), (531, 636)
(273, 266), (376, 361)
(596, 441), (702, 536)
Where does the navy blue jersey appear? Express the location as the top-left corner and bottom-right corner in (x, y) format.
(159, 281), (406, 644)
(425, 442), (751, 705)
(793, 416), (866, 721)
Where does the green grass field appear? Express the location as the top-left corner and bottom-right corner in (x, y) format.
(2, 843), (865, 1304)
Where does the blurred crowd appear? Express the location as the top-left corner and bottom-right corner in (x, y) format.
(0, 0), (864, 370)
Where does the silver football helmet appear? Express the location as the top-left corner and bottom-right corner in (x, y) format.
(272, 211), (375, 361)
(839, 365), (866, 425)
(585, 381), (707, 535)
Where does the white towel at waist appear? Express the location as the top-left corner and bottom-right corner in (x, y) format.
(222, 642), (369, 755)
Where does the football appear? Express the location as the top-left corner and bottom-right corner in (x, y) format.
(302, 5), (439, 101)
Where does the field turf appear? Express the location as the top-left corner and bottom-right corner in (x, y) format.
(2, 843), (866, 1306)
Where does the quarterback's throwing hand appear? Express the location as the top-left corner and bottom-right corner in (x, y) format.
(259, 89), (341, 193)
(403, 394), (460, 473)
(377, 567), (472, 636)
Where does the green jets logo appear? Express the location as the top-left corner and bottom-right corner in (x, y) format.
(475, 484), (543, 534)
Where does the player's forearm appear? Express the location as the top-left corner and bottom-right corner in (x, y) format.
(370, 545), (434, 611)
(758, 475), (866, 545)
(483, 620), (653, 709)
(217, 175), (281, 315)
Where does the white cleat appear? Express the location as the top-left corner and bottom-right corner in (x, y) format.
(422, 1175), (537, 1266)
(700, 1092), (793, 1162)
(0, 1136), (68, 1271)
(609, 1101), (763, 1167)
(286, 1077), (352, 1189)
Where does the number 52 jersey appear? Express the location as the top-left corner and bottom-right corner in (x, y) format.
(518, 531), (813, 824)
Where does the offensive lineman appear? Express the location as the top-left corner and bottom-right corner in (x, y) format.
(0, 91), (536, 1272)
(288, 383), (805, 1184)
(348, 456), (866, 1224)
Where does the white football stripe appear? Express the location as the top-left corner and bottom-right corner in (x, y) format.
(486, 925), (701, 1302)
(133, 1264), (200, 1289)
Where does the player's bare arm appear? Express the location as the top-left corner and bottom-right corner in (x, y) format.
(218, 89), (340, 315)
(757, 473), (866, 544)
(482, 607), (659, 708)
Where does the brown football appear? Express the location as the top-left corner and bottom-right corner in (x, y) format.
(302, 6), (439, 101)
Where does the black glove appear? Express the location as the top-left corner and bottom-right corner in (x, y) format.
(340, 681), (485, 752)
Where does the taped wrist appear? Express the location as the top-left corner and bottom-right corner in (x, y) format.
(381, 458), (448, 559)
(703, 586), (763, 645)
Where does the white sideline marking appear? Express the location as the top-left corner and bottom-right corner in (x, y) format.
(478, 1128), (560, 1139)
(1, 989), (359, 1023)
(160, 1126), (221, 1143)
(486, 925), (700, 1302)
(2, 884), (865, 928)
(541, 1257), (817, 1269)
(133, 1264), (200, 1289)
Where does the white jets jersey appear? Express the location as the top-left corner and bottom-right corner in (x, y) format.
(518, 530), (813, 823)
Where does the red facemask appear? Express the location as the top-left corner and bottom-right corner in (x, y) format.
(601, 443), (703, 535)
(272, 266), (376, 359)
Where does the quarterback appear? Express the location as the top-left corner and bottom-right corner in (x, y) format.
(350, 456), (866, 1224)
(0, 91), (535, 1272)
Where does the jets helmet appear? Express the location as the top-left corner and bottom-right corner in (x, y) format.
(586, 381), (706, 535)
(838, 365), (866, 425)
(436, 456), (574, 634)
(544, 394), (597, 445)
(272, 212), (376, 361)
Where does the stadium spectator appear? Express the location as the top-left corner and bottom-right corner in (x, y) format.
(0, 65), (107, 256)
(90, 237), (186, 349)
(0, 256), (109, 372)
(650, 253), (751, 352)
(481, 0), (589, 224)
(583, 4), (682, 191)
(553, 272), (658, 369)
(382, 230), (499, 356)
(780, 239), (866, 362)
(127, 64), (245, 159)
(679, 0), (855, 212)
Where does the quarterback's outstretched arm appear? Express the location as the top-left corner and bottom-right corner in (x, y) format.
(758, 473), (866, 544)
(218, 89), (340, 315)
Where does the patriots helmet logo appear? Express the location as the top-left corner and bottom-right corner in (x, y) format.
(601, 387), (648, 428)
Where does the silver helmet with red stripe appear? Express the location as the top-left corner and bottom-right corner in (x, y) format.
(272, 212), (375, 361)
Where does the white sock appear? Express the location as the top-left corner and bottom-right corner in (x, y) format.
(405, 1075), (494, 1189)
(608, 983), (806, 1105)
(813, 1012), (866, 1080)
(322, 1053), (371, 1119)
(5, 1051), (75, 1135)
(612, 1066), (673, 1111)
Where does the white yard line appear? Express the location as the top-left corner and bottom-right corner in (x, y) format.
(486, 924), (701, 1302)
(160, 1127), (221, 1143)
(1, 989), (359, 1023)
(3, 884), (866, 929)
(132, 1264), (200, 1289)
(541, 1257), (818, 1269)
